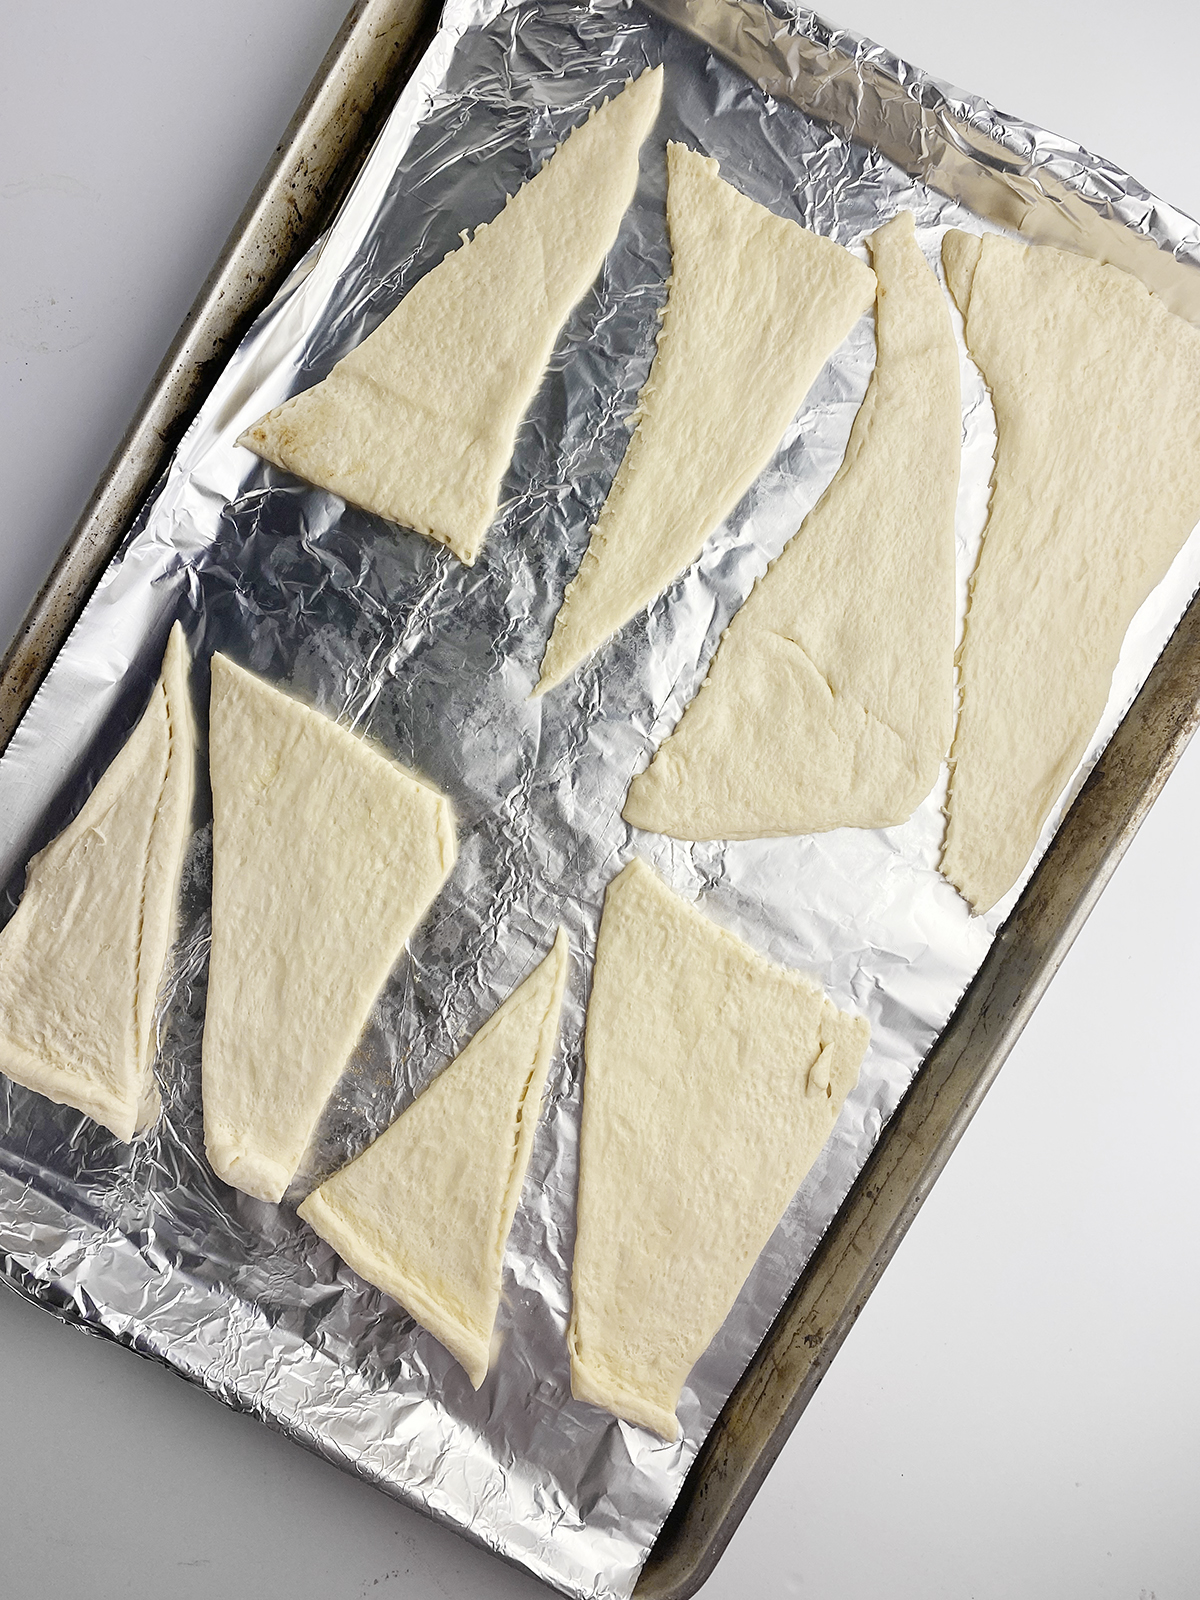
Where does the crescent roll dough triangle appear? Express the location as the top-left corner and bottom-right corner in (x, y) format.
(0, 623), (195, 1142)
(298, 928), (569, 1388)
(238, 68), (663, 565)
(534, 142), (876, 695)
(940, 230), (1200, 912)
(568, 859), (869, 1440)
(203, 656), (456, 1203)
(623, 211), (958, 838)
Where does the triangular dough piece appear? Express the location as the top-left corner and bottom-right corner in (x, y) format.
(298, 928), (569, 1387)
(623, 212), (958, 838)
(534, 143), (877, 695)
(238, 69), (663, 565)
(203, 656), (456, 1203)
(940, 230), (1200, 912)
(0, 624), (195, 1142)
(568, 859), (869, 1440)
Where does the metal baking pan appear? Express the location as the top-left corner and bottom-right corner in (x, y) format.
(2, 2), (1198, 1598)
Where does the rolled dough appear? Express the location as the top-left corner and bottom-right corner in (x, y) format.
(238, 68), (663, 566)
(623, 211), (958, 839)
(940, 230), (1200, 912)
(533, 142), (876, 697)
(203, 655), (456, 1203)
(298, 928), (569, 1388)
(568, 858), (869, 1440)
(0, 623), (195, 1142)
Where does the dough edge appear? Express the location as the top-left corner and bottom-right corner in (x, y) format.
(568, 1339), (681, 1441)
(206, 1136), (295, 1206)
(0, 1036), (140, 1143)
(0, 621), (195, 1144)
(297, 1187), (490, 1389)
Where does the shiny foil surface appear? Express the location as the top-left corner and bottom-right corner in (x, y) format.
(2, 2), (1199, 1596)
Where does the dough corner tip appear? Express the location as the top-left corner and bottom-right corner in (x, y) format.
(626, 60), (664, 94)
(103, 1101), (141, 1145)
(569, 1354), (679, 1441)
(463, 1344), (490, 1391)
(208, 1140), (291, 1205)
(619, 772), (658, 833)
(940, 229), (982, 312)
(529, 661), (558, 699)
(236, 421), (268, 453)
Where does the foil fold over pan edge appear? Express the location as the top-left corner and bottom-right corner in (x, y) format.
(2, 3), (1199, 1598)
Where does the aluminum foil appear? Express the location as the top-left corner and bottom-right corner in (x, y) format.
(2, 1), (1199, 1596)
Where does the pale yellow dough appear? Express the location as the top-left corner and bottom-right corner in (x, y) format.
(203, 656), (456, 1203)
(568, 859), (869, 1440)
(624, 211), (958, 838)
(0, 624), (195, 1142)
(238, 68), (663, 565)
(534, 142), (877, 695)
(941, 230), (1200, 912)
(298, 928), (569, 1388)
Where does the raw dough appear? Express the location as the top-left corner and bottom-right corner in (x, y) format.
(239, 68), (663, 566)
(568, 858), (869, 1440)
(623, 211), (958, 838)
(0, 624), (195, 1142)
(298, 928), (568, 1388)
(940, 230), (1200, 912)
(534, 142), (876, 695)
(203, 655), (456, 1203)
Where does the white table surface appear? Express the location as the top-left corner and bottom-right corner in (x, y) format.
(2, 2), (1198, 1596)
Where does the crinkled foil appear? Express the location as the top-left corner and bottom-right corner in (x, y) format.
(2, 1), (1199, 1596)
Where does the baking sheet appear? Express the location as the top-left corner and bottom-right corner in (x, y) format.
(2, 2), (1199, 1597)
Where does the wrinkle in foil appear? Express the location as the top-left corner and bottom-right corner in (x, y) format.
(2, 2), (1200, 1597)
